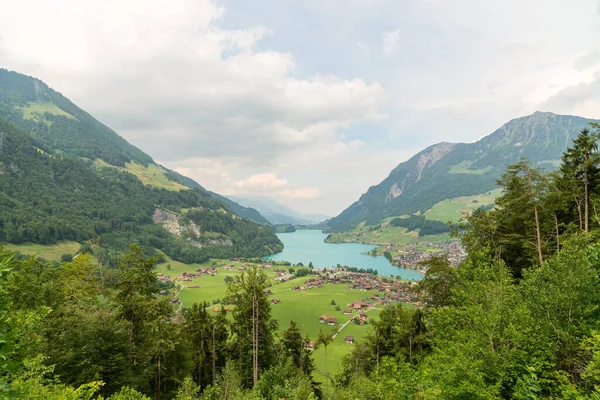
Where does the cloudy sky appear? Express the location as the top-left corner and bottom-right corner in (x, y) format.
(1, 0), (599, 215)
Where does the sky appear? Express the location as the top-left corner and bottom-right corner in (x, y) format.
(0, 0), (599, 216)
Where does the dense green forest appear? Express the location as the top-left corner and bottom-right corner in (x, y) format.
(0, 117), (282, 266)
(388, 216), (449, 236)
(1, 123), (600, 399)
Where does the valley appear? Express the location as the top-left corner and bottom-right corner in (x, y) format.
(1, 64), (600, 399)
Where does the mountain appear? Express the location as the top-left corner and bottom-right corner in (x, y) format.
(328, 112), (600, 231)
(229, 196), (330, 225)
(0, 69), (281, 264)
(0, 68), (269, 225)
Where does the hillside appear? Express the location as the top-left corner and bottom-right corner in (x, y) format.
(0, 70), (281, 264)
(327, 112), (599, 230)
(0, 68), (268, 225)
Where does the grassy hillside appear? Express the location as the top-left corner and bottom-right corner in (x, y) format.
(424, 189), (501, 222)
(0, 241), (80, 262)
(0, 116), (282, 266)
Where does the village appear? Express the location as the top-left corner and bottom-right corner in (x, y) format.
(157, 260), (421, 348)
(380, 240), (466, 271)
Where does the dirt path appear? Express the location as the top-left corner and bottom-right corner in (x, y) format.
(332, 308), (379, 339)
(175, 283), (183, 312)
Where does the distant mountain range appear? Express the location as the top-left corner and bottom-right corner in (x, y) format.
(229, 196), (330, 226)
(327, 112), (600, 231)
(0, 68), (280, 264)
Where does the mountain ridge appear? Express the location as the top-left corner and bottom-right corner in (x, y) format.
(327, 111), (600, 231)
(0, 69), (280, 263)
(0, 68), (269, 225)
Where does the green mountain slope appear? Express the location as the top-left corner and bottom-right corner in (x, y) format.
(328, 112), (599, 230)
(0, 68), (269, 225)
(0, 71), (281, 264)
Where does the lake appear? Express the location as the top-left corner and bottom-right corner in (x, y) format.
(264, 230), (423, 280)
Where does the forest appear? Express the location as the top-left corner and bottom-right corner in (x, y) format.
(0, 116), (282, 266)
(0, 123), (600, 399)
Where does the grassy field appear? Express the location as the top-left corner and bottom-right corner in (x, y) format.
(424, 189), (501, 222)
(93, 159), (188, 191)
(0, 241), (81, 261)
(18, 101), (75, 125)
(327, 221), (452, 247)
(448, 160), (493, 175)
(158, 259), (396, 382)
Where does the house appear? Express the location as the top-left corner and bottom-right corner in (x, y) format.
(170, 297), (179, 304)
(238, 266), (246, 271)
(213, 307), (220, 312)
(343, 308), (352, 315)
(319, 315), (328, 323)
(271, 298), (280, 305)
(345, 335), (354, 344)
(304, 341), (316, 351)
(327, 316), (336, 326)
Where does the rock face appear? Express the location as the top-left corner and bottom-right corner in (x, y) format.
(153, 207), (232, 248)
(328, 112), (599, 230)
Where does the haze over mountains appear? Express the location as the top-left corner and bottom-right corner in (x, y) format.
(230, 196), (330, 226)
(327, 111), (600, 231)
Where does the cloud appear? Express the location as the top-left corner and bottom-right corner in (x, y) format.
(232, 173), (288, 191)
(382, 29), (400, 56)
(542, 70), (600, 118)
(0, 0), (386, 168)
(574, 50), (600, 70)
(357, 41), (370, 56)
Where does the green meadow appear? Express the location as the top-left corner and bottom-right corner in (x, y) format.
(93, 159), (188, 191)
(0, 241), (81, 262)
(424, 188), (501, 222)
(163, 259), (406, 382)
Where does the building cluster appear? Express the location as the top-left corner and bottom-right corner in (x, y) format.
(383, 240), (466, 270)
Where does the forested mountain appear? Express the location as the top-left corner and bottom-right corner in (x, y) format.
(0, 68), (269, 225)
(328, 112), (599, 230)
(0, 70), (281, 264)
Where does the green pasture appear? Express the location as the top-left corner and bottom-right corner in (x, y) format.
(424, 189), (501, 222)
(1, 241), (81, 261)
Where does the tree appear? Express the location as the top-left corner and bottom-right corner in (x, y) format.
(316, 329), (334, 395)
(418, 255), (455, 307)
(223, 276), (233, 285)
(0, 254), (15, 391)
(226, 265), (277, 388)
(559, 125), (600, 233)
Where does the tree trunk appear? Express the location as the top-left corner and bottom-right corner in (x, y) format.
(527, 168), (543, 266)
(575, 195), (582, 230)
(324, 346), (329, 395)
(533, 202), (543, 266)
(554, 213), (560, 253)
(252, 284), (259, 387)
(584, 163), (589, 232)
(212, 322), (216, 384)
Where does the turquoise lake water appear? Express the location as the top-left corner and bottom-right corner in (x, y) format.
(264, 230), (423, 281)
